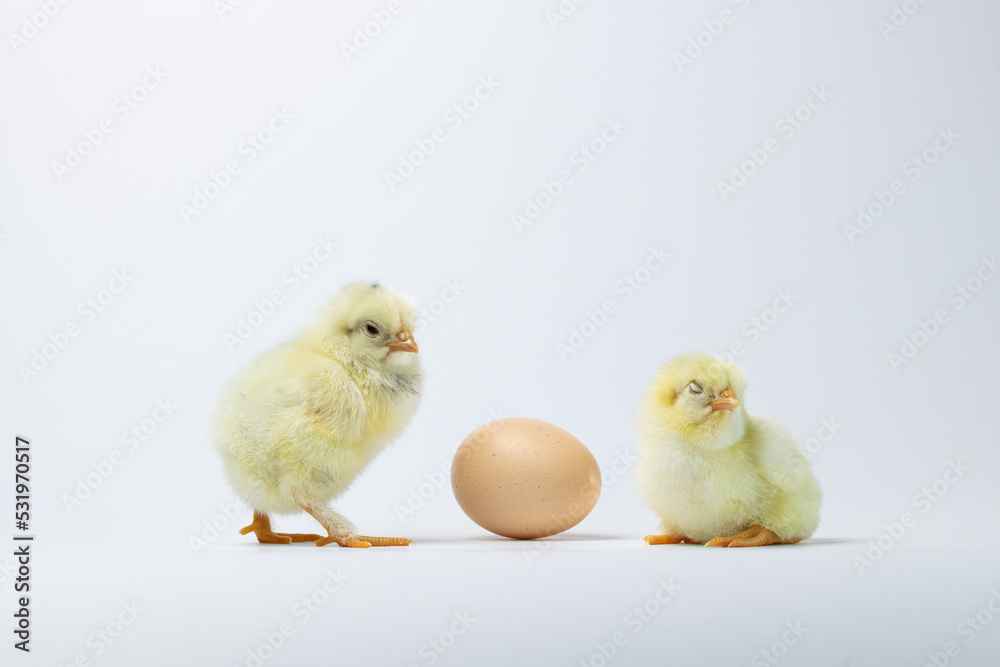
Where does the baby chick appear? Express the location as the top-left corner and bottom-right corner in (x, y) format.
(635, 353), (820, 547)
(212, 281), (422, 548)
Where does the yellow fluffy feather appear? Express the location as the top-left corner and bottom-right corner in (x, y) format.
(212, 281), (422, 548)
(635, 353), (820, 547)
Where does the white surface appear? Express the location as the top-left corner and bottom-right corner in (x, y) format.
(2, 1), (999, 666)
(27, 541), (1000, 666)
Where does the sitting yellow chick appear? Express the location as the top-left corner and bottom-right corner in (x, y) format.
(212, 281), (422, 548)
(635, 353), (820, 547)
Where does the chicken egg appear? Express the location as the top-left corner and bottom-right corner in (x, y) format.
(451, 417), (601, 539)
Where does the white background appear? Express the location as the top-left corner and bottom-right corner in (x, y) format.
(2, 1), (999, 665)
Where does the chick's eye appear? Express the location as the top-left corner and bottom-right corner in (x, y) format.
(363, 322), (380, 337)
(688, 382), (703, 395)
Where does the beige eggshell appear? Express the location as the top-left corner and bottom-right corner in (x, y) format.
(451, 417), (601, 539)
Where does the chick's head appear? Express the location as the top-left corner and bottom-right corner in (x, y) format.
(308, 281), (420, 369)
(640, 353), (748, 450)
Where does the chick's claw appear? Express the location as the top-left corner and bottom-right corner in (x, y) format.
(313, 534), (412, 548)
(315, 535), (371, 548)
(644, 534), (699, 545)
(706, 524), (782, 548)
(279, 533), (324, 542)
(240, 525), (292, 544)
(356, 535), (413, 547)
(239, 511), (324, 545)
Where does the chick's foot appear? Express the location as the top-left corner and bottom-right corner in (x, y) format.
(357, 535), (413, 547)
(707, 524), (792, 548)
(315, 534), (370, 548)
(298, 502), (413, 547)
(644, 534), (700, 545)
(239, 511), (322, 544)
(313, 534), (413, 548)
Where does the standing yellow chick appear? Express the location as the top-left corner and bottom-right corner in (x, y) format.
(635, 353), (820, 547)
(212, 281), (422, 548)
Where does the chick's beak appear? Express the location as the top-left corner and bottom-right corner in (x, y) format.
(387, 328), (418, 353)
(710, 387), (740, 412)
